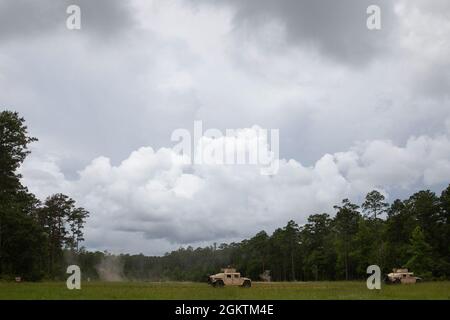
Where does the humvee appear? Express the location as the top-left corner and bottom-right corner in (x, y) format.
(207, 268), (251, 288)
(385, 268), (422, 284)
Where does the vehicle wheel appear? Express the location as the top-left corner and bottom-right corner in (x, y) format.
(242, 280), (251, 288)
(214, 280), (224, 288)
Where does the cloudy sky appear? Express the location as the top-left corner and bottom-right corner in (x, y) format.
(1, 0), (449, 255)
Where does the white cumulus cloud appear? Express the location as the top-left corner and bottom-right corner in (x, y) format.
(20, 127), (450, 255)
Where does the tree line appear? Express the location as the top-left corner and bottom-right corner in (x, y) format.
(73, 185), (448, 282)
(0, 110), (89, 280)
(1, 110), (449, 282)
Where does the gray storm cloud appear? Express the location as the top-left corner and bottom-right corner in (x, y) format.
(0, 0), (135, 41)
(192, 0), (397, 65)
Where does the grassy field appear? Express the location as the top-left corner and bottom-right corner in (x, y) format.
(0, 281), (449, 300)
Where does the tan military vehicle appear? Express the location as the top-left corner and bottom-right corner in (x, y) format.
(208, 268), (251, 288)
(385, 268), (422, 284)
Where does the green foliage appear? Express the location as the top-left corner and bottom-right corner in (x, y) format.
(0, 110), (41, 279)
(0, 110), (88, 280)
(0, 110), (37, 182)
(102, 187), (449, 282)
(36, 193), (89, 277)
(126, 187), (449, 282)
(333, 199), (360, 280)
(300, 214), (336, 280)
(406, 226), (434, 278)
(362, 190), (388, 219)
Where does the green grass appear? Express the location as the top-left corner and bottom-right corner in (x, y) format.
(0, 281), (449, 300)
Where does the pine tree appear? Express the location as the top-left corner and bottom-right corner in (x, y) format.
(406, 226), (433, 278)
